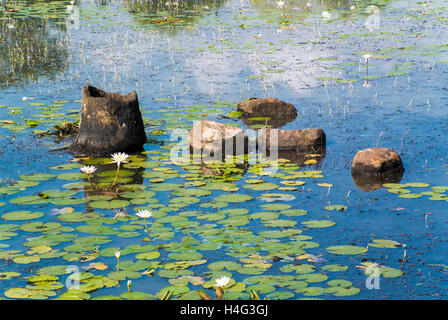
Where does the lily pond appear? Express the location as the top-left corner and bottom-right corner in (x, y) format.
(0, 0), (448, 300)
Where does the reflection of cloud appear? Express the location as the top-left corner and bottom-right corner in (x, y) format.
(181, 0), (339, 97)
(184, 36), (335, 97)
(66, 5), (80, 30)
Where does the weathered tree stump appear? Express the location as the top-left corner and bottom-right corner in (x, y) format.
(70, 85), (147, 157)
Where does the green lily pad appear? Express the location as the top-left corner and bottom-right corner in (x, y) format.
(280, 209), (308, 217)
(398, 193), (422, 199)
(214, 194), (253, 203)
(321, 264), (348, 272)
(120, 291), (152, 300)
(169, 251), (203, 261)
(324, 205), (348, 212)
(368, 239), (401, 248)
(37, 265), (72, 276)
(20, 173), (57, 181)
(20, 222), (62, 233)
(243, 182), (278, 191)
(301, 220), (335, 228)
(326, 245), (368, 255)
(0, 272), (21, 280)
(13, 255), (40, 264)
(404, 182), (430, 188)
(135, 251), (161, 260)
(2, 211), (44, 221)
(261, 204), (292, 211)
(57, 172), (86, 180)
(88, 200), (130, 209)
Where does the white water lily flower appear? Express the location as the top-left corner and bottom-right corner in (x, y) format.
(363, 80), (371, 88)
(115, 250), (121, 259)
(110, 152), (130, 166)
(80, 165), (97, 175)
(363, 53), (373, 61)
(136, 210), (152, 219)
(276, 1), (285, 9)
(214, 276), (231, 288)
(127, 280), (132, 289)
(322, 11), (331, 18)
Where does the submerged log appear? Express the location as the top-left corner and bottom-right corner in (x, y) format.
(70, 85), (147, 157)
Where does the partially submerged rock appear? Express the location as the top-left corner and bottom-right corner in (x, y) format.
(189, 120), (248, 161)
(70, 85), (147, 157)
(237, 97), (298, 129)
(258, 128), (326, 153)
(351, 148), (404, 177)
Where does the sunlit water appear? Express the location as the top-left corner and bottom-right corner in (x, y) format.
(0, 0), (447, 299)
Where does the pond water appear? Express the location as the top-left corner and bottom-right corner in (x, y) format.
(0, 0), (447, 300)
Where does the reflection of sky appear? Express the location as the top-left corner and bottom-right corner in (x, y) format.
(178, 0), (341, 99)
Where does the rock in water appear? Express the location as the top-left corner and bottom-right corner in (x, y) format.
(351, 148), (404, 177)
(258, 128), (326, 152)
(237, 97), (298, 129)
(189, 120), (248, 161)
(70, 85), (147, 157)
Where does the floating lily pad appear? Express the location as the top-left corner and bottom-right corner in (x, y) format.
(135, 251), (161, 260)
(326, 245), (368, 255)
(0, 272), (21, 280)
(214, 194), (253, 203)
(321, 264), (348, 272)
(20, 222), (61, 233)
(88, 200), (130, 209)
(368, 239), (401, 248)
(324, 205), (348, 212)
(301, 220), (335, 228)
(57, 172), (86, 180)
(2, 211), (44, 221)
(398, 193), (422, 199)
(404, 182), (430, 188)
(20, 173), (56, 181)
(243, 182), (278, 191)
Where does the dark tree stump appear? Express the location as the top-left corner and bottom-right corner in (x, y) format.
(70, 85), (147, 157)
